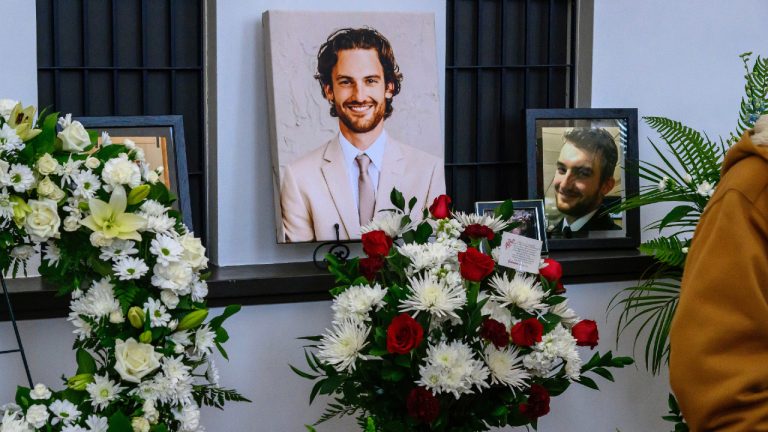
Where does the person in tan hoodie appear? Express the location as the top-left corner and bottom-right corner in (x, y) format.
(670, 115), (768, 431)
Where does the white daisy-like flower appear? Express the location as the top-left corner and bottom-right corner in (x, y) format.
(72, 170), (102, 199)
(25, 404), (49, 429)
(29, 383), (52, 400)
(332, 283), (387, 323)
(0, 410), (32, 432)
(113, 256), (149, 280)
(206, 358), (221, 386)
(0, 188), (16, 227)
(67, 312), (92, 340)
(549, 300), (580, 328)
(140, 199), (167, 217)
(98, 239), (139, 261)
(85, 415), (108, 432)
(397, 242), (458, 274)
(417, 340), (490, 398)
(697, 181), (715, 197)
(0, 124), (23, 153)
(317, 319), (371, 372)
(86, 374), (124, 411)
(145, 298), (172, 328)
(361, 210), (413, 238)
(151, 261), (194, 294)
(61, 424), (88, 432)
(484, 345), (529, 389)
(49, 399), (81, 425)
(489, 272), (547, 314)
(7, 164), (35, 193)
(43, 242), (61, 265)
(100, 131), (112, 146)
(194, 325), (217, 358)
(523, 325), (581, 380)
(70, 278), (120, 318)
(143, 214), (176, 234)
(478, 293), (513, 328)
(162, 355), (192, 385)
(59, 156), (84, 186)
(190, 279), (208, 302)
(399, 273), (466, 319)
(150, 234), (184, 266)
(57, 113), (73, 128)
(452, 211), (509, 232)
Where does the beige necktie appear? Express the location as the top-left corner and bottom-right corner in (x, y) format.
(355, 154), (375, 226)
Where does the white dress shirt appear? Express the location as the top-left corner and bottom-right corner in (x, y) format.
(339, 130), (387, 209)
(562, 208), (598, 232)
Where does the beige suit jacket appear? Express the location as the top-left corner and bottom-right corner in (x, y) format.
(280, 135), (445, 242)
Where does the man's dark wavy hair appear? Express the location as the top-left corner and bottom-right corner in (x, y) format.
(315, 27), (403, 119)
(563, 128), (619, 184)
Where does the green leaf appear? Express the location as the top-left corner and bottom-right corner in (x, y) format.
(658, 205), (697, 231)
(414, 222), (433, 244)
(208, 304), (241, 329)
(382, 367), (405, 382)
(394, 355), (411, 368)
(107, 411), (133, 432)
(289, 364), (319, 380)
(390, 188), (405, 211)
(407, 196), (418, 212)
(576, 376), (599, 390)
(76, 348), (97, 374)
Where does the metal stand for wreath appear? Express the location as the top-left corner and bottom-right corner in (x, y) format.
(0, 273), (33, 387)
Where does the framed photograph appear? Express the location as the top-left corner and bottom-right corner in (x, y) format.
(475, 199), (548, 254)
(75, 116), (193, 231)
(525, 108), (639, 250)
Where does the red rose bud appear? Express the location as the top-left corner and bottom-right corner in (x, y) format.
(510, 318), (544, 347)
(458, 247), (495, 282)
(572, 319), (599, 348)
(518, 384), (550, 419)
(359, 255), (385, 282)
(361, 230), (393, 257)
(429, 194), (452, 219)
(386, 313), (424, 354)
(539, 258), (562, 282)
(461, 224), (495, 241)
(480, 318), (509, 348)
(554, 280), (566, 294)
(407, 387), (440, 424)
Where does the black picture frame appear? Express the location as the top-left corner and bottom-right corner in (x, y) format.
(475, 199), (549, 254)
(75, 116), (193, 231)
(525, 108), (640, 250)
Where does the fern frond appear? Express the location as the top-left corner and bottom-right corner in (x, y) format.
(643, 117), (723, 184)
(731, 53), (768, 142)
(638, 237), (687, 267)
(192, 385), (251, 410)
(315, 398), (359, 425)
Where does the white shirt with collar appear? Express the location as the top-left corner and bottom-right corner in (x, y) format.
(562, 208), (598, 232)
(339, 130), (387, 209)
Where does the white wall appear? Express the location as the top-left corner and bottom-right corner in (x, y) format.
(3, 0), (767, 431)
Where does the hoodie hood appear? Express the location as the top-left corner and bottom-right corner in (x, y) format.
(722, 114), (768, 176)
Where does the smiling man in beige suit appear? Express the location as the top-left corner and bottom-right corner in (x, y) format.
(280, 27), (445, 243)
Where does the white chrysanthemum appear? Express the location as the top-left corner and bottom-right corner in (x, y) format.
(431, 218), (463, 240)
(98, 239), (139, 261)
(206, 358), (221, 386)
(86, 374), (124, 411)
(550, 300), (580, 328)
(332, 283), (387, 323)
(0, 123), (24, 153)
(10, 245), (35, 261)
(43, 242), (61, 265)
(452, 211), (509, 232)
(0, 189), (14, 227)
(29, 383), (52, 400)
(85, 415), (108, 432)
(361, 210), (413, 238)
(59, 156), (84, 186)
(70, 278), (120, 318)
(57, 113), (73, 128)
(49, 399), (81, 425)
(523, 325), (581, 380)
(140, 199), (167, 217)
(162, 355), (192, 385)
(317, 320), (371, 372)
(142, 214), (176, 234)
(100, 131), (112, 146)
(151, 261), (194, 294)
(25, 404), (49, 429)
(101, 153), (141, 189)
(399, 274), (466, 319)
(194, 325), (216, 357)
(170, 330), (192, 354)
(174, 404), (201, 432)
(145, 298), (171, 328)
(489, 273), (547, 314)
(417, 340), (490, 398)
(397, 242), (458, 274)
(161, 289), (180, 309)
(478, 293), (513, 328)
(113, 256), (149, 280)
(8, 164), (35, 193)
(190, 279), (208, 302)
(0, 410), (32, 432)
(484, 345), (529, 389)
(150, 234), (183, 266)
(67, 312), (92, 340)
(72, 170), (102, 199)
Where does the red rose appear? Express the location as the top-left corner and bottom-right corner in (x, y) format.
(407, 387), (440, 423)
(429, 195), (452, 219)
(480, 318), (509, 348)
(359, 255), (384, 282)
(518, 384), (550, 419)
(510, 318), (544, 347)
(386, 313), (424, 354)
(361, 230), (393, 257)
(554, 280), (566, 295)
(539, 258), (562, 282)
(458, 247), (495, 282)
(571, 319), (599, 349)
(461, 224), (495, 241)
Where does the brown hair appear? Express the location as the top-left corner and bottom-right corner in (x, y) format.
(563, 128), (619, 184)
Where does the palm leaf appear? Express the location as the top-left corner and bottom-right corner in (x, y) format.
(731, 53), (768, 142)
(638, 237), (687, 268)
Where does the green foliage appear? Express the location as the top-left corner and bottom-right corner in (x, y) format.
(662, 393), (689, 432)
(192, 385), (252, 410)
(638, 237), (688, 268)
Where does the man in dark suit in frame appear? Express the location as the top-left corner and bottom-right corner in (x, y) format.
(550, 127), (621, 238)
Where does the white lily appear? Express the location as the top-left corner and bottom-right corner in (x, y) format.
(80, 186), (145, 241)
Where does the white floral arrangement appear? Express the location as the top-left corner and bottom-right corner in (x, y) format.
(0, 100), (247, 432)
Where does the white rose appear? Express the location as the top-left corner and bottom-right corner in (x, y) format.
(10, 245), (35, 260)
(160, 290), (179, 309)
(36, 176), (56, 198)
(131, 416), (150, 432)
(102, 154), (141, 188)
(142, 400), (159, 424)
(0, 159), (9, 186)
(110, 309), (125, 324)
(114, 338), (161, 383)
(25, 404), (49, 429)
(123, 139), (136, 150)
(49, 185), (66, 202)
(29, 383), (52, 400)
(58, 121), (91, 152)
(89, 231), (114, 248)
(179, 233), (208, 270)
(174, 405), (200, 432)
(24, 199), (61, 242)
(36, 154), (59, 176)
(85, 157), (100, 169)
(63, 215), (80, 232)
(0, 99), (18, 120)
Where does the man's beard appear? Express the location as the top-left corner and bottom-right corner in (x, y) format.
(555, 185), (603, 218)
(335, 99), (386, 134)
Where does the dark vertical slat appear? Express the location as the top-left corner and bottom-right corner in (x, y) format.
(546, 0), (553, 107)
(170, 0), (177, 114)
(141, 0), (148, 113)
(53, 0), (61, 110)
(449, 0), (457, 198)
(111, 0), (118, 114)
(474, 0), (481, 203)
(82, 0), (89, 114)
(569, 0), (577, 107)
(523, 0), (530, 108)
(498, 0), (506, 194)
(198, 0), (206, 239)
